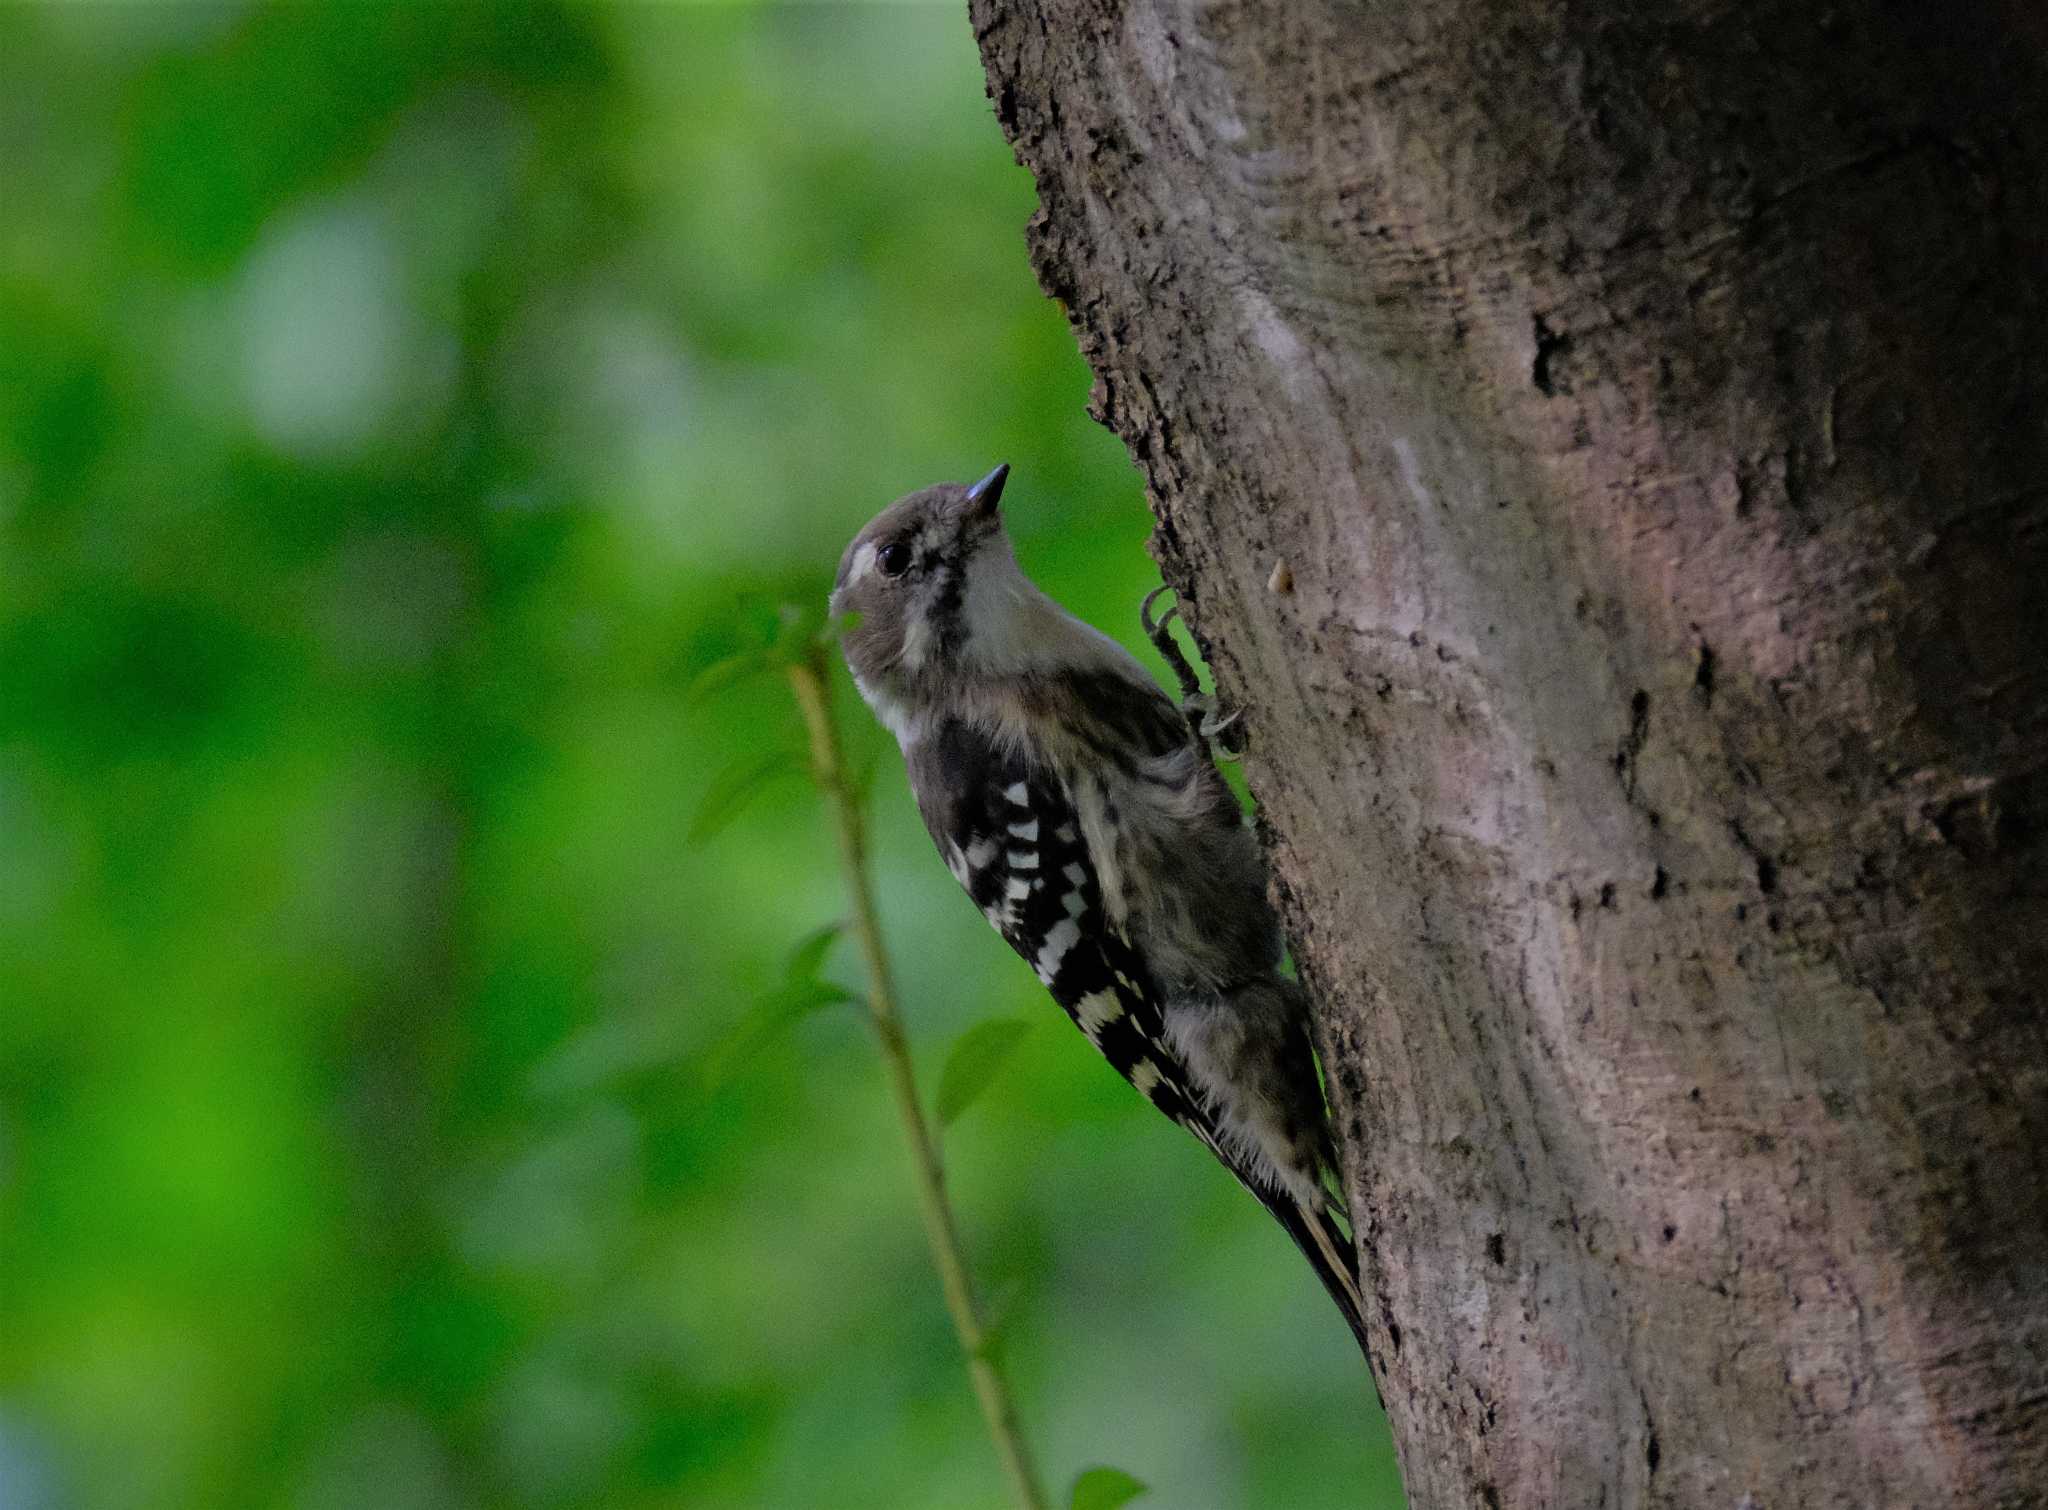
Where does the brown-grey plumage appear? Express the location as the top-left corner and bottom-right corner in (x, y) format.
(832, 465), (1367, 1356)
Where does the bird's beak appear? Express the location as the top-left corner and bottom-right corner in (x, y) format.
(965, 462), (1010, 518)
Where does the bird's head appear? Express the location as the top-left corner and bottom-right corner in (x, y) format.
(832, 463), (1028, 708)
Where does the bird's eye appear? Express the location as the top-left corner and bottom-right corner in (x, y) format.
(877, 540), (913, 578)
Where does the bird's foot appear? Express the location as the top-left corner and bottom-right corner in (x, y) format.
(1140, 586), (1246, 759)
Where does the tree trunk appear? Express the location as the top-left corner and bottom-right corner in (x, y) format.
(971, 2), (2048, 1505)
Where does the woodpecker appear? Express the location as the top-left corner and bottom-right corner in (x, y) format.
(831, 464), (1368, 1355)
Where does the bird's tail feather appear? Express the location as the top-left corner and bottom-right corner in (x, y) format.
(1263, 1189), (1374, 1362)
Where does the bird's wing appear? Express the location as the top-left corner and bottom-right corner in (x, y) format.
(916, 714), (1203, 1127)
(912, 714), (1370, 1354)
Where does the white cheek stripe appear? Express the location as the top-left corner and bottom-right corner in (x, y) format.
(852, 672), (919, 748)
(900, 613), (932, 673)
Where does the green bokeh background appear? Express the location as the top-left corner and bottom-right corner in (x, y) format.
(0, 5), (1401, 1507)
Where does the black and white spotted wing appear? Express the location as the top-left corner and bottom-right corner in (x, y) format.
(910, 714), (1375, 1359)
(911, 717), (1202, 1131)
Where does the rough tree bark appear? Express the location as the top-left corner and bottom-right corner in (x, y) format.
(972, 3), (2048, 1506)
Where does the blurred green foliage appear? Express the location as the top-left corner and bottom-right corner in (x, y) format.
(0, 5), (1402, 1508)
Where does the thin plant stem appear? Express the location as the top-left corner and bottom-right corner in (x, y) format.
(786, 646), (1050, 1510)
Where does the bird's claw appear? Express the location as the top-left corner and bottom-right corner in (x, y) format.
(1185, 693), (1247, 758)
(1139, 583), (1174, 636)
(1139, 586), (1246, 759)
(1142, 585), (1202, 703)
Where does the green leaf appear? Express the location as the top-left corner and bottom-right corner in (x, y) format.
(934, 1017), (1034, 1129)
(970, 1277), (1024, 1364)
(686, 649), (771, 705)
(688, 748), (804, 845)
(700, 978), (860, 1091)
(766, 601), (826, 667)
(736, 595), (784, 648)
(699, 923), (856, 1090)
(783, 921), (843, 986)
(1069, 1467), (1148, 1510)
